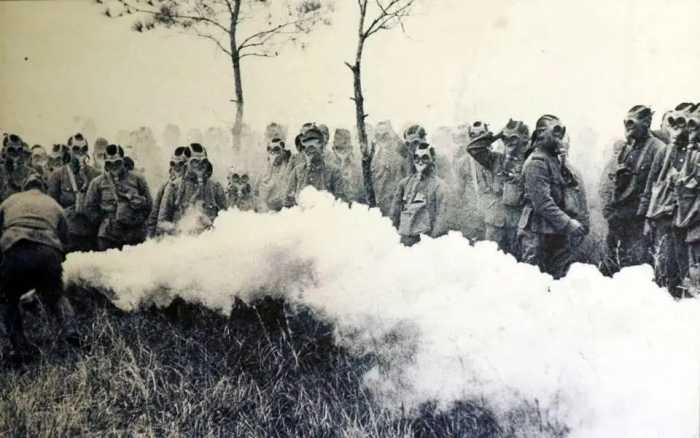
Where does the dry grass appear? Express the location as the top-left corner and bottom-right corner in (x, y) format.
(0, 295), (568, 437)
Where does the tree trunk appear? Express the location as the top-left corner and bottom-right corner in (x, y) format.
(352, 36), (376, 207)
(231, 52), (244, 152)
(229, 3), (243, 152)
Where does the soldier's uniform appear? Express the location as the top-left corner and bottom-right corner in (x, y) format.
(391, 145), (449, 246)
(519, 116), (586, 279)
(454, 122), (491, 241)
(467, 120), (529, 257)
(286, 127), (348, 207)
(256, 145), (292, 213)
(147, 146), (192, 237)
(639, 105), (696, 295)
(158, 144), (227, 232)
(47, 162), (101, 252)
(600, 106), (666, 269)
(681, 105), (700, 295)
(329, 128), (364, 203)
(85, 145), (152, 250)
(370, 121), (408, 216)
(0, 176), (77, 358)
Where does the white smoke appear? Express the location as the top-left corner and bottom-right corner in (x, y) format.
(63, 188), (700, 437)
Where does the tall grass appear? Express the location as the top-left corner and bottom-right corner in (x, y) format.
(0, 296), (567, 437)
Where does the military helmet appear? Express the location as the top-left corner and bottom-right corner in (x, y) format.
(467, 121), (489, 139)
(104, 144), (125, 163)
(171, 145), (192, 163)
(403, 124), (427, 143)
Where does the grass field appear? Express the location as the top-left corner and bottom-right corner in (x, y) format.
(0, 294), (568, 437)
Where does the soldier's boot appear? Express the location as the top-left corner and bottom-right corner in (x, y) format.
(0, 303), (39, 361)
(47, 296), (80, 347)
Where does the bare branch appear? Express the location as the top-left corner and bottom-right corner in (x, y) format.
(239, 52), (277, 59)
(363, 0), (415, 39)
(193, 28), (232, 56)
(237, 10), (322, 52)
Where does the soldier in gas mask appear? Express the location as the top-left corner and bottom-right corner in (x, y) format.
(286, 127), (347, 207)
(48, 133), (101, 252)
(519, 115), (586, 279)
(29, 145), (50, 180)
(85, 144), (152, 250)
(467, 119), (530, 257)
(92, 137), (109, 172)
(147, 146), (191, 238)
(256, 137), (292, 213)
(370, 120), (406, 216)
(1, 134), (36, 202)
(600, 105), (665, 271)
(454, 122), (490, 241)
(641, 103), (696, 295)
(47, 144), (68, 175)
(157, 143), (227, 233)
(227, 171), (254, 211)
(329, 128), (364, 203)
(391, 139), (449, 247)
(679, 103), (700, 296)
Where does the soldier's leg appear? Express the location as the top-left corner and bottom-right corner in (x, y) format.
(519, 229), (542, 270)
(484, 224), (506, 251)
(36, 247), (79, 344)
(619, 219), (647, 267)
(650, 219), (673, 287)
(0, 246), (39, 357)
(547, 234), (575, 280)
(670, 227), (689, 298)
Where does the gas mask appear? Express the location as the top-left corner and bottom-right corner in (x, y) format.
(303, 140), (323, 165)
(502, 131), (527, 156)
(31, 152), (48, 172)
(333, 146), (350, 161)
(413, 148), (433, 175)
(534, 122), (566, 154)
(624, 117), (651, 144)
(688, 114), (700, 145)
(105, 158), (124, 179)
(666, 111), (690, 146)
(3, 135), (28, 170)
(267, 145), (284, 166)
(188, 158), (209, 180)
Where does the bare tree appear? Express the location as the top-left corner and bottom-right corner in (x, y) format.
(97, 0), (329, 150)
(346, 0), (416, 207)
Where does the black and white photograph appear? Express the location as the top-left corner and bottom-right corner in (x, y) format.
(0, 0), (699, 436)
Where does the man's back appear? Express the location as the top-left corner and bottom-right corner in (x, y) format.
(0, 189), (68, 253)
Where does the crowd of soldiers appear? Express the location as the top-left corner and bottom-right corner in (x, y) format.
(1, 101), (699, 359)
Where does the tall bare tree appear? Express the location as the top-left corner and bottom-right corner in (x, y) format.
(97, 0), (329, 150)
(346, 0), (416, 207)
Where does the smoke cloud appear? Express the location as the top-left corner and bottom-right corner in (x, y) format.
(63, 188), (700, 437)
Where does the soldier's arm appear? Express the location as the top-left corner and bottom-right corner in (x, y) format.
(214, 182), (227, 212)
(157, 183), (176, 224)
(524, 158), (574, 233)
(57, 210), (70, 250)
(138, 175), (153, 215)
(637, 145), (666, 216)
(284, 168), (298, 208)
(147, 184), (166, 236)
(390, 179), (406, 229)
(47, 169), (61, 203)
(467, 134), (499, 170)
(84, 178), (102, 224)
(430, 182), (450, 238)
(332, 168), (349, 203)
(574, 168), (591, 233)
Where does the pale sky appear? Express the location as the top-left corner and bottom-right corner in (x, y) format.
(1, 0), (698, 175)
